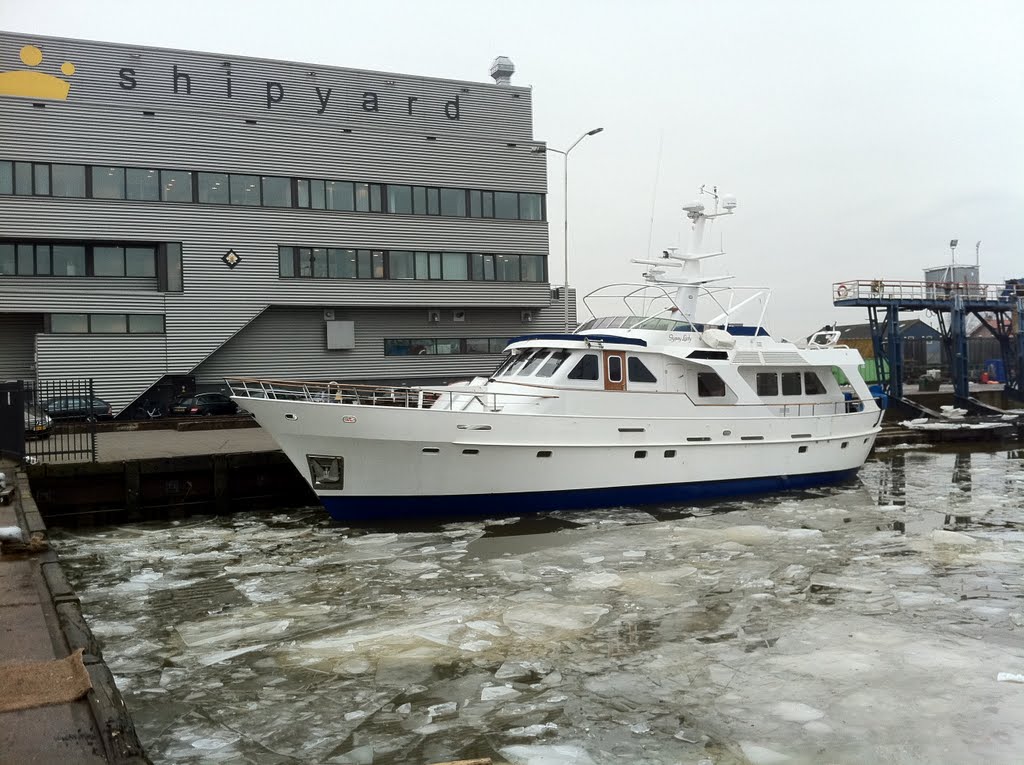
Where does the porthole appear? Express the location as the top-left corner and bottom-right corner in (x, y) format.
(841, 441), (849, 449)
(634, 450), (647, 459)
(537, 450), (552, 458)
(664, 449), (676, 458)
(798, 445), (808, 453)
(422, 447), (440, 454)
(463, 449), (479, 455)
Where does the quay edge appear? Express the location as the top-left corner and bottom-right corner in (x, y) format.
(0, 460), (150, 763)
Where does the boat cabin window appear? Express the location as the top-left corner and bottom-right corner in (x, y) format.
(492, 354), (519, 377)
(804, 372), (827, 395)
(627, 357), (657, 383)
(756, 373), (779, 396)
(567, 353), (599, 380)
(536, 349), (571, 377)
(506, 350), (536, 376)
(519, 350), (550, 376)
(781, 372), (802, 396)
(697, 372), (727, 397)
(607, 355), (623, 383)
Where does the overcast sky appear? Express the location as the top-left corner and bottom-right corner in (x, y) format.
(4, 0), (1022, 338)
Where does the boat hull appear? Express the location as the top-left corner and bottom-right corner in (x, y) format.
(237, 396), (880, 521)
(318, 467), (861, 521)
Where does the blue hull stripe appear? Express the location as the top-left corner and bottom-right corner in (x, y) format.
(319, 468), (861, 521)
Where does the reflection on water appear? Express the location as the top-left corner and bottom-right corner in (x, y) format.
(52, 446), (1024, 765)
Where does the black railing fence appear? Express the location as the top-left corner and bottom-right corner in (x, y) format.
(23, 378), (98, 463)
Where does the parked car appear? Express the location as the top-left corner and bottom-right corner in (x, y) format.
(170, 392), (239, 416)
(43, 396), (114, 421)
(24, 405), (53, 439)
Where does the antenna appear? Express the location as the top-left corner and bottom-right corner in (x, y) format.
(644, 131), (665, 257)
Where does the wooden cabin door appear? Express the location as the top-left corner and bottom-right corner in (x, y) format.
(603, 352), (626, 391)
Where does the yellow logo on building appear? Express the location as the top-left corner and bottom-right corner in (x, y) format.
(0, 45), (76, 100)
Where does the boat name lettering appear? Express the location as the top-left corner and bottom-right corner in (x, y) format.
(667, 333), (692, 342)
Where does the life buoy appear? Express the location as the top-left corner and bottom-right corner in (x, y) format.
(836, 284), (850, 298)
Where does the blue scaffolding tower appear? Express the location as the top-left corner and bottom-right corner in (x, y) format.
(833, 279), (1024, 411)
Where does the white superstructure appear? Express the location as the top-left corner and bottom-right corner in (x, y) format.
(229, 190), (883, 520)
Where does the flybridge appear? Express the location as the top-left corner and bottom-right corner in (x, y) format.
(116, 63), (465, 119)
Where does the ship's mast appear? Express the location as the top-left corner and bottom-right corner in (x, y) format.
(631, 186), (737, 323)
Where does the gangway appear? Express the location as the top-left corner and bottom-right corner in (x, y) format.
(832, 279), (1024, 411)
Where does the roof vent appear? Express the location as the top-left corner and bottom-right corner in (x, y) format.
(489, 56), (515, 86)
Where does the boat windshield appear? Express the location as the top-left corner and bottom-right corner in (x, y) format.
(577, 315), (695, 332)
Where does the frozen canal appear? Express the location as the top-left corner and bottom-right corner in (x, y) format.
(53, 446), (1024, 765)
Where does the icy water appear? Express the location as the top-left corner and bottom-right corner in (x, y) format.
(53, 446), (1024, 765)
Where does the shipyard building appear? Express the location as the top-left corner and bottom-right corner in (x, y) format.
(0, 31), (565, 415)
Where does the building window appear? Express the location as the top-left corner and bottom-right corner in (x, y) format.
(389, 250), (415, 279)
(198, 172), (229, 204)
(2, 158), (547, 220)
(91, 313), (128, 333)
(1, 240), (159, 279)
(51, 164), (86, 197)
(129, 314), (165, 333)
(33, 163), (50, 195)
(386, 185), (413, 214)
(92, 166), (125, 199)
(49, 313), (165, 334)
(161, 170), (193, 202)
(471, 253), (496, 281)
(443, 252), (469, 280)
(126, 168), (160, 201)
(230, 174), (261, 206)
(440, 188), (466, 216)
(261, 176), (291, 207)
(277, 247), (543, 283)
(494, 191), (518, 219)
(384, 337), (512, 356)
(157, 243), (184, 292)
(328, 248), (358, 278)
(94, 246), (126, 276)
(50, 313), (89, 333)
(520, 193), (543, 221)
(521, 255), (545, 282)
(52, 245), (86, 276)
(0, 161), (12, 194)
(93, 245), (157, 277)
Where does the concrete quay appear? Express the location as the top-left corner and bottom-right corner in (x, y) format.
(0, 460), (149, 764)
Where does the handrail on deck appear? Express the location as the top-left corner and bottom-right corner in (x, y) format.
(224, 376), (554, 413)
(833, 279), (1023, 303)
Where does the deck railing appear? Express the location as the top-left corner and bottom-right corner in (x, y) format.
(834, 279), (1022, 303)
(224, 377), (556, 413)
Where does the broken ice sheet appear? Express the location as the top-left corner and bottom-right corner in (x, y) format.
(48, 448), (1024, 764)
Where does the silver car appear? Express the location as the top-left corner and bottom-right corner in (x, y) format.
(24, 405), (52, 439)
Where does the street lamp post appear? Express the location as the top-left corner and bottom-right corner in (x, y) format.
(535, 127), (604, 332)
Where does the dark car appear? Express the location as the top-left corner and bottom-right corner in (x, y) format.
(44, 396), (114, 421)
(170, 392), (239, 416)
(24, 405), (53, 439)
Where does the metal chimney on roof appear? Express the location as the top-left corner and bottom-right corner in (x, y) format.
(490, 56), (515, 86)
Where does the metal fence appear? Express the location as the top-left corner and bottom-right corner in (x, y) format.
(23, 378), (98, 463)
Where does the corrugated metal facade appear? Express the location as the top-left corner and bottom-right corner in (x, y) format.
(0, 31), (570, 413)
(0, 313), (42, 380)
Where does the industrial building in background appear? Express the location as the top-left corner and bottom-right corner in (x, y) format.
(0, 31), (567, 415)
